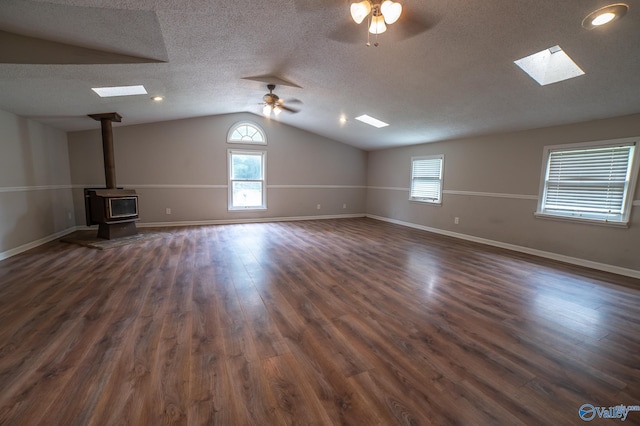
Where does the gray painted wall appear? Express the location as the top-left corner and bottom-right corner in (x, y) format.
(366, 113), (640, 272)
(0, 110), (75, 256)
(3, 107), (639, 275)
(67, 112), (368, 225)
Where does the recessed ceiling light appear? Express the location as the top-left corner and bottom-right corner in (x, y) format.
(339, 115), (347, 124)
(592, 12), (616, 26)
(151, 96), (164, 102)
(514, 45), (585, 86)
(355, 114), (389, 128)
(91, 85), (148, 98)
(582, 3), (629, 29)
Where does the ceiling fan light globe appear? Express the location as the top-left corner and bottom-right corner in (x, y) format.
(350, 1), (371, 24)
(380, 0), (402, 24)
(262, 105), (271, 116)
(273, 106), (282, 116)
(369, 14), (387, 34)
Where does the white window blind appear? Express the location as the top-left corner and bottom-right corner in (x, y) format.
(410, 155), (443, 204)
(537, 141), (637, 224)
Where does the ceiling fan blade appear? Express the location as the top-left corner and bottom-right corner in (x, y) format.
(280, 104), (300, 114)
(285, 98), (303, 104)
(328, 21), (367, 45)
(294, 0), (343, 12)
(394, 9), (441, 40)
(243, 75), (302, 88)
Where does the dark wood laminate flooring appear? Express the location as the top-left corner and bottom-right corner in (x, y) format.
(1, 218), (639, 425)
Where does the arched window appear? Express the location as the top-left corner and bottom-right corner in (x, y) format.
(227, 121), (266, 145)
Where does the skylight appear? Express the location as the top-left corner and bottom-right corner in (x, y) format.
(514, 46), (585, 86)
(91, 85), (148, 97)
(355, 114), (389, 128)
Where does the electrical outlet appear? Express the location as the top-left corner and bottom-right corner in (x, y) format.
(343, 203), (347, 209)
(454, 217), (459, 225)
(316, 204), (321, 210)
(166, 208), (172, 215)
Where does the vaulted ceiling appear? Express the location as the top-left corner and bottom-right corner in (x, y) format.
(1, 0), (639, 150)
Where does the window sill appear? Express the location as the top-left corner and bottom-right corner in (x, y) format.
(227, 141), (267, 146)
(228, 207), (267, 212)
(534, 212), (629, 228)
(409, 199), (442, 206)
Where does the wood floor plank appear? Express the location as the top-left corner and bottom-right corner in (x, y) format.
(2, 246), (146, 424)
(87, 243), (171, 426)
(280, 322), (390, 425)
(186, 228), (227, 425)
(151, 233), (195, 425)
(211, 230), (282, 425)
(124, 242), (184, 425)
(262, 352), (334, 425)
(40, 245), (157, 425)
(0, 218), (639, 425)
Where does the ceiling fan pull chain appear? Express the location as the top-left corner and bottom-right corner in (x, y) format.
(366, 14), (371, 46)
(366, 11), (379, 47)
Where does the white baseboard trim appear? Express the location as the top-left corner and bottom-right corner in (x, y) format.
(0, 227), (78, 261)
(137, 213), (366, 228)
(366, 214), (640, 279)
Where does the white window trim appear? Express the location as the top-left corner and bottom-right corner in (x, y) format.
(227, 121), (267, 145)
(228, 149), (267, 211)
(409, 154), (444, 205)
(534, 137), (639, 227)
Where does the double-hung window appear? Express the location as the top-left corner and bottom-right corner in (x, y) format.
(410, 155), (444, 204)
(535, 138), (638, 225)
(228, 149), (266, 210)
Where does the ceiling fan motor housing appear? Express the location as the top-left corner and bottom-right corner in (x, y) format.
(263, 84), (281, 105)
(261, 83), (298, 113)
(263, 93), (280, 105)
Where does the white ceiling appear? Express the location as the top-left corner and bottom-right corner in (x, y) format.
(1, 0), (639, 150)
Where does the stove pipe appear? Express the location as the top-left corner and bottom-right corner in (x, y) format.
(88, 112), (122, 189)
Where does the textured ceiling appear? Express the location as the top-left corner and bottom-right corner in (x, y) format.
(1, 0), (639, 150)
